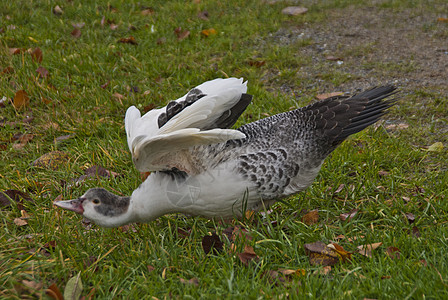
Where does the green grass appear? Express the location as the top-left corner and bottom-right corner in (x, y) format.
(1, 0), (448, 299)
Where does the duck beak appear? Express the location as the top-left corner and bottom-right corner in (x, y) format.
(54, 198), (84, 214)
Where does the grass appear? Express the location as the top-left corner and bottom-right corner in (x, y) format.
(1, 0), (448, 299)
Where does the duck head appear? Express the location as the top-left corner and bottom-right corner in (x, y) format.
(54, 188), (132, 228)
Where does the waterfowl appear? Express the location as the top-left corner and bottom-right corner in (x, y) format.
(54, 78), (397, 227)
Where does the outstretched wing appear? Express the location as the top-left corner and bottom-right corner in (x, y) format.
(125, 78), (252, 173)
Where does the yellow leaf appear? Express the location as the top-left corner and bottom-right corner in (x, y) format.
(28, 36), (39, 43)
(13, 90), (30, 109)
(427, 142), (444, 152)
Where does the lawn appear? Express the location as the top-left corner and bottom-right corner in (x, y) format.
(1, 0), (447, 299)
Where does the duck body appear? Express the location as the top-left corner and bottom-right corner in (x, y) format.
(55, 78), (396, 227)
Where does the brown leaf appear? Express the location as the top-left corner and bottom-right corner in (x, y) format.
(302, 209), (319, 225)
(118, 36), (138, 45)
(71, 28), (81, 38)
(36, 66), (49, 78)
(304, 241), (339, 266)
(143, 103), (156, 113)
(31, 47), (43, 63)
(334, 183), (345, 194)
(357, 242), (382, 258)
(339, 209), (359, 221)
(198, 10), (209, 21)
(46, 283), (64, 300)
(13, 90), (30, 109)
(109, 23), (119, 30)
(378, 170), (390, 177)
(201, 28), (217, 37)
(22, 280), (43, 291)
(2, 66), (14, 74)
(141, 8), (154, 15)
(84, 165), (120, 178)
(14, 217), (28, 226)
(404, 212), (415, 224)
(326, 55), (342, 61)
(53, 5), (63, 15)
(9, 48), (24, 55)
(316, 92), (343, 100)
(232, 226), (252, 241)
(32, 151), (69, 170)
(157, 37), (166, 45)
(100, 81), (110, 89)
(411, 226), (421, 238)
(177, 228), (191, 238)
(0, 190), (32, 209)
(282, 6), (308, 16)
(238, 245), (259, 266)
(437, 17), (448, 23)
(247, 60), (266, 68)
(328, 243), (352, 262)
(315, 266), (332, 276)
(177, 30), (190, 41)
(147, 265), (155, 272)
(202, 232), (223, 254)
(385, 246), (401, 259)
(179, 277), (199, 286)
(13, 133), (34, 149)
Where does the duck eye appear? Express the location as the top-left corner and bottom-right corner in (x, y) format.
(92, 199), (100, 204)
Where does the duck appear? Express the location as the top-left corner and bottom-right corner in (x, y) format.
(54, 78), (397, 227)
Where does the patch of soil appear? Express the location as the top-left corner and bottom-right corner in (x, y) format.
(269, 6), (448, 95)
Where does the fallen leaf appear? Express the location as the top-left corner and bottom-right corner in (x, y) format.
(55, 134), (75, 142)
(426, 142), (444, 152)
(141, 8), (154, 15)
(328, 243), (352, 262)
(109, 23), (119, 30)
(333, 183), (345, 194)
(72, 22), (85, 29)
(339, 209), (359, 221)
(385, 123), (409, 130)
(46, 283), (64, 300)
(201, 28), (217, 37)
(118, 36), (138, 45)
(411, 226), (421, 238)
(36, 66), (49, 78)
(22, 280), (43, 291)
(31, 47), (43, 63)
(302, 209), (319, 225)
(32, 151), (70, 170)
(404, 212), (415, 224)
(357, 242), (382, 258)
(304, 241), (339, 266)
(64, 272), (83, 300)
(53, 5), (63, 15)
(315, 266), (332, 276)
(2, 66), (14, 74)
(437, 17), (448, 23)
(14, 218), (28, 226)
(71, 28), (81, 38)
(0, 190), (33, 209)
(9, 48), (25, 55)
(378, 170), (390, 177)
(238, 245), (259, 266)
(143, 103), (156, 113)
(84, 165), (120, 178)
(198, 10), (209, 20)
(100, 81), (110, 89)
(157, 37), (166, 45)
(385, 246), (401, 260)
(326, 56), (342, 61)
(13, 90), (30, 109)
(248, 60), (266, 67)
(174, 27), (190, 41)
(147, 265), (155, 272)
(281, 6), (308, 16)
(13, 133), (34, 149)
(179, 277), (199, 286)
(113, 92), (125, 104)
(202, 232), (223, 254)
(316, 92), (343, 100)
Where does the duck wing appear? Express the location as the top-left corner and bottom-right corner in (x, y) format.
(125, 78), (252, 173)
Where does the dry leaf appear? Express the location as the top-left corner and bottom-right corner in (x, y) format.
(32, 151), (69, 170)
(2, 66), (14, 74)
(71, 28), (81, 38)
(326, 55), (342, 61)
(385, 246), (401, 260)
(437, 17), (448, 23)
(248, 60), (266, 67)
(198, 10), (209, 20)
(302, 209), (319, 225)
(53, 5), (63, 15)
(72, 22), (85, 29)
(315, 266), (332, 276)
(179, 277), (199, 286)
(411, 226), (421, 238)
(0, 190), (33, 209)
(109, 23), (119, 30)
(13, 90), (30, 109)
(378, 170), (390, 177)
(13, 134), (34, 149)
(9, 48), (24, 55)
(14, 218), (28, 226)
(404, 212), (415, 224)
(238, 245), (259, 266)
(22, 280), (43, 291)
(46, 283), (64, 300)
(31, 47), (43, 63)
(304, 241), (339, 266)
(316, 92), (343, 100)
(36, 66), (49, 78)
(339, 209), (359, 221)
(328, 242), (352, 262)
(202, 232), (223, 254)
(141, 8), (154, 15)
(118, 36), (138, 45)
(201, 28), (217, 37)
(282, 6), (308, 16)
(385, 123), (409, 130)
(357, 242), (382, 257)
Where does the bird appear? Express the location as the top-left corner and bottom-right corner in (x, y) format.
(54, 78), (397, 227)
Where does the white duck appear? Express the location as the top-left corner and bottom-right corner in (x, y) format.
(54, 78), (396, 227)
